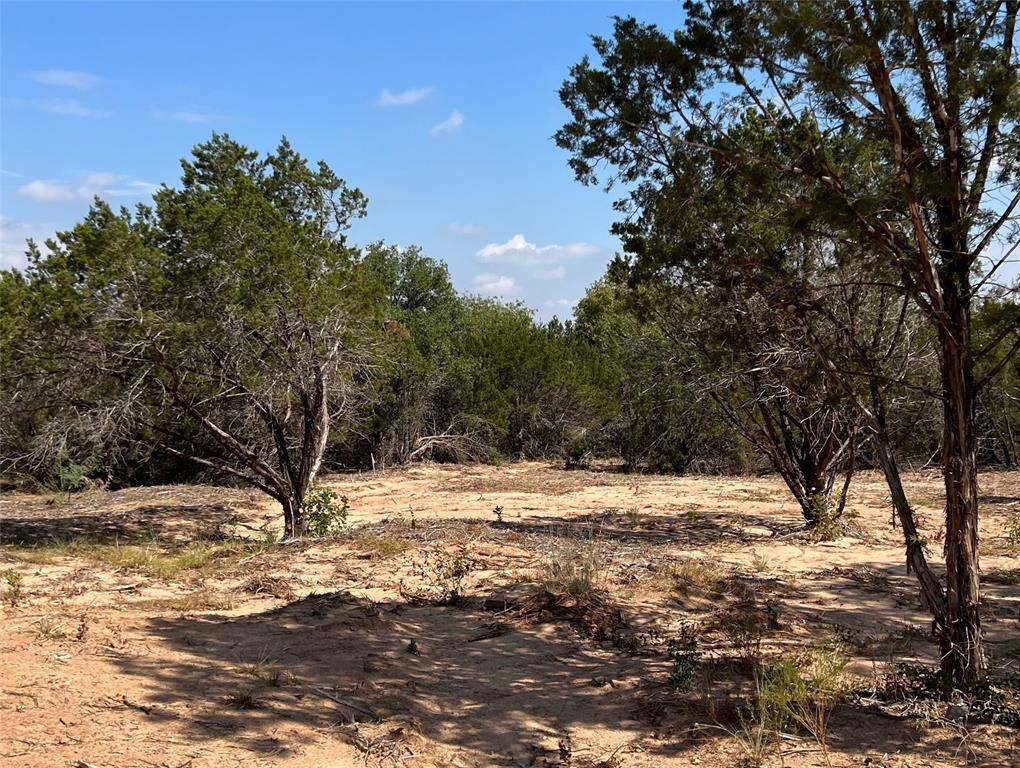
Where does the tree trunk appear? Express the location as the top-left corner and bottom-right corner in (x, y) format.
(870, 389), (948, 627)
(282, 495), (307, 540)
(937, 293), (985, 686)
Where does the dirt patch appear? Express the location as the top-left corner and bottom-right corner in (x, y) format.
(1, 463), (1018, 767)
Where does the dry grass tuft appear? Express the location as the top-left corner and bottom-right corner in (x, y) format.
(225, 686), (266, 710)
(30, 616), (67, 641)
(136, 589), (235, 613)
(240, 573), (296, 600)
(349, 534), (413, 559)
(538, 537), (607, 598)
(654, 558), (727, 594)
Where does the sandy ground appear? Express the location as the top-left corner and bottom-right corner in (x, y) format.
(0, 462), (1018, 767)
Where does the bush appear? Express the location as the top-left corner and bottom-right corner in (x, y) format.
(304, 487), (349, 537)
(49, 460), (95, 494)
(667, 623), (702, 690)
(1006, 510), (1020, 550)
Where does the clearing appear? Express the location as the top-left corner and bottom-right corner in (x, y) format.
(1, 462), (1018, 767)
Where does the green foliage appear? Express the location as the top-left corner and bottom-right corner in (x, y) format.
(304, 487), (349, 537)
(1006, 510), (1020, 550)
(666, 624), (702, 691)
(575, 275), (751, 473)
(728, 643), (848, 765)
(0, 134), (382, 536)
(49, 460), (94, 494)
(973, 294), (1020, 468)
(808, 493), (844, 542)
(2, 569), (23, 606)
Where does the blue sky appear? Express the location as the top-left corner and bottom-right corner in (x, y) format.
(1, 1), (682, 319)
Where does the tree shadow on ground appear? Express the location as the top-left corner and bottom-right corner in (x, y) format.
(0, 486), (267, 546)
(0, 503), (247, 546)
(493, 507), (804, 549)
(107, 588), (672, 763)
(100, 573), (1013, 766)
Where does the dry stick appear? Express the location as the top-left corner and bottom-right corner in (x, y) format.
(309, 686), (380, 722)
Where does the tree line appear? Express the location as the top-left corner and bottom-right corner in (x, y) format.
(0, 134), (1015, 520)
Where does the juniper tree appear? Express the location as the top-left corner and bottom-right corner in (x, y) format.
(559, 1), (1019, 685)
(2, 135), (380, 538)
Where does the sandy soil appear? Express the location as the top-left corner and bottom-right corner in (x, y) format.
(1, 463), (1017, 767)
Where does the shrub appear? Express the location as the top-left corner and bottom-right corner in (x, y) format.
(667, 623), (702, 690)
(563, 429), (591, 469)
(2, 569), (24, 606)
(403, 551), (473, 604)
(1006, 510), (1020, 550)
(48, 460), (95, 494)
(305, 487), (349, 537)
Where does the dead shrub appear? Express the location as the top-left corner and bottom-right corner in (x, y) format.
(538, 538), (606, 598)
(241, 573), (296, 600)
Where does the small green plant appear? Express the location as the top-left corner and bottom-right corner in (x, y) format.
(716, 597), (768, 663)
(667, 624), (701, 691)
(492, 505), (504, 523)
(721, 642), (848, 767)
(732, 698), (780, 768)
(563, 429), (590, 469)
(2, 569), (24, 606)
(809, 492), (842, 541)
(305, 487), (349, 537)
(48, 460), (95, 495)
(1006, 511), (1020, 550)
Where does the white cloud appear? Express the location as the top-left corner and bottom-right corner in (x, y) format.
(17, 173), (158, 203)
(477, 233), (599, 266)
(0, 218), (52, 270)
(547, 298), (578, 310)
(151, 110), (227, 124)
(430, 109), (464, 135)
(534, 266), (567, 280)
(17, 180), (74, 202)
(31, 69), (100, 89)
(473, 273), (517, 296)
(448, 222), (484, 236)
(33, 98), (109, 118)
(104, 180), (160, 197)
(79, 172), (119, 190)
(377, 86), (433, 107)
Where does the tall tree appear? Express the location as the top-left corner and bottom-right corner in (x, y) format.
(558, 1), (1019, 685)
(3, 135), (379, 538)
